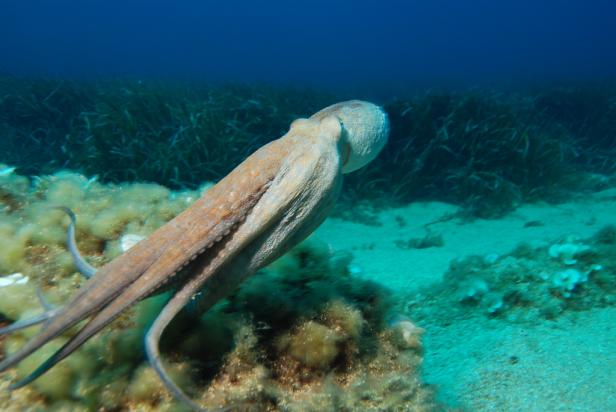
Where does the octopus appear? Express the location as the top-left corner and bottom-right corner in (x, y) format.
(0, 100), (389, 410)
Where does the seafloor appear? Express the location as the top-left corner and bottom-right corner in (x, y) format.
(0, 75), (615, 412)
(320, 189), (616, 411)
(1, 166), (615, 411)
(0, 170), (435, 412)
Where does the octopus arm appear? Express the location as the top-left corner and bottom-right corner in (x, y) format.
(0, 139), (286, 383)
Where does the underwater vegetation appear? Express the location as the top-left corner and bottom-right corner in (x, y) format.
(406, 225), (616, 325)
(0, 170), (436, 411)
(1, 100), (391, 410)
(347, 88), (616, 218)
(1, 76), (615, 219)
(0, 76), (332, 188)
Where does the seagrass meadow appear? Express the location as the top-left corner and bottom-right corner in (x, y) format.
(1, 76), (615, 218)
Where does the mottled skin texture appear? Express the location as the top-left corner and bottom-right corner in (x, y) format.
(0, 101), (388, 411)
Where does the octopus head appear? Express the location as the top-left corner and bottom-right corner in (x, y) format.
(311, 100), (389, 173)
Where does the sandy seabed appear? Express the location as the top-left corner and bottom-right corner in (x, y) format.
(318, 188), (616, 412)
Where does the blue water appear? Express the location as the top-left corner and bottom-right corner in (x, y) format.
(2, 0), (615, 94)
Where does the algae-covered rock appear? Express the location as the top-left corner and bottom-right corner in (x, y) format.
(277, 321), (342, 369)
(17, 340), (76, 400)
(0, 170), (435, 411)
(409, 225), (616, 324)
(0, 280), (38, 321)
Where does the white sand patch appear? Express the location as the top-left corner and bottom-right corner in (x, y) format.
(0, 273), (28, 287)
(423, 308), (616, 412)
(317, 188), (616, 292)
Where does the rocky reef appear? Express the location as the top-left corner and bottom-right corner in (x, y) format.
(407, 224), (616, 325)
(0, 168), (435, 411)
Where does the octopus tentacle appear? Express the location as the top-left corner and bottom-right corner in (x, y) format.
(0, 209), (95, 336)
(0, 101), (389, 412)
(57, 207), (97, 279)
(0, 287), (57, 337)
(2, 172), (276, 388)
(145, 274), (223, 412)
(0, 180), (273, 376)
(10, 165), (282, 391)
(143, 131), (344, 411)
(0, 310), (58, 336)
